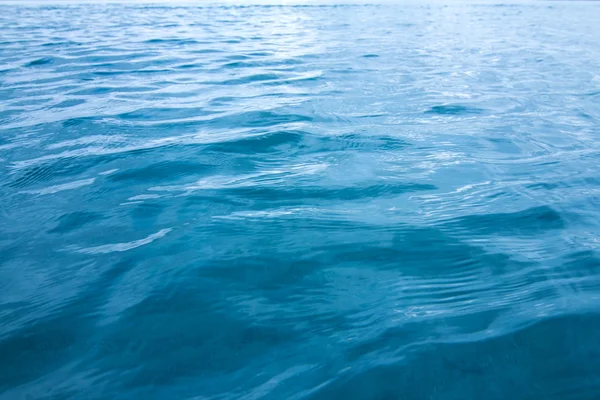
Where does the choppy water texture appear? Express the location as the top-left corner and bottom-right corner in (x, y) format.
(1, 2), (600, 399)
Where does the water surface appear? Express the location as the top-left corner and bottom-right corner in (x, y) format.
(1, 2), (600, 399)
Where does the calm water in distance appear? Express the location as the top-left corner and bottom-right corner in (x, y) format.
(1, 2), (600, 399)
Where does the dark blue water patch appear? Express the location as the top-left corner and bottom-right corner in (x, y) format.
(176, 62), (203, 69)
(41, 40), (81, 47)
(0, 257), (136, 393)
(221, 38), (243, 44)
(143, 38), (200, 45)
(91, 286), (301, 390)
(61, 116), (96, 127)
(580, 90), (600, 98)
(49, 211), (104, 234)
(247, 51), (274, 57)
(53, 98), (86, 108)
(24, 57), (54, 67)
(213, 73), (282, 85)
(0, 311), (86, 393)
(189, 48), (225, 54)
(425, 105), (486, 115)
(442, 205), (566, 236)
(219, 54), (252, 61)
(0, 67), (17, 74)
(106, 161), (214, 183)
(130, 202), (166, 221)
(200, 252), (327, 291)
(311, 314), (600, 400)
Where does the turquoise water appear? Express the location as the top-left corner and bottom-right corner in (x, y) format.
(1, 2), (600, 399)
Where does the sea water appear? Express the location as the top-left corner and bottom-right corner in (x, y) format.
(1, 2), (600, 399)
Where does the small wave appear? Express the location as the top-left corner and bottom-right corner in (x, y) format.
(72, 228), (172, 254)
(143, 38), (199, 45)
(24, 57), (54, 67)
(441, 205), (566, 236)
(216, 73), (282, 85)
(425, 105), (485, 115)
(20, 177), (95, 195)
(106, 161), (213, 183)
(48, 211), (104, 234)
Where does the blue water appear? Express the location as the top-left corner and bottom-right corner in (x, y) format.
(1, 2), (600, 399)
